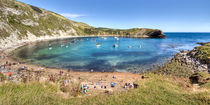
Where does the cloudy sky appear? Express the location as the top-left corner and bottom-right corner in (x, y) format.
(18, 0), (210, 32)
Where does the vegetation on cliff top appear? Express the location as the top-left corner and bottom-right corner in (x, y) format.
(189, 43), (210, 64)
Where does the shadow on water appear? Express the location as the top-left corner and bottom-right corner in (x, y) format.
(63, 60), (114, 72)
(91, 51), (153, 57)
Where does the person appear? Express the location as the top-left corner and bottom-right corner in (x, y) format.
(23, 66), (27, 70)
(60, 70), (64, 76)
(80, 84), (84, 90)
(124, 85), (127, 89)
(6, 61), (8, 65)
(8, 72), (13, 77)
(111, 83), (117, 87)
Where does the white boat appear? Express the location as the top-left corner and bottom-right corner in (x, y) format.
(49, 47), (52, 50)
(128, 46), (132, 48)
(61, 44), (64, 47)
(96, 43), (102, 47)
(113, 44), (119, 48)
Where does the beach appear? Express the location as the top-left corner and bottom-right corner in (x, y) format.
(0, 37), (143, 96)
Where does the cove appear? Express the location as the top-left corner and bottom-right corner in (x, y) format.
(12, 33), (210, 72)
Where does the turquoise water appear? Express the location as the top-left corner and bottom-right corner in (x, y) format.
(14, 33), (210, 72)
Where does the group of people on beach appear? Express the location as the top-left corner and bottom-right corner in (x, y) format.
(0, 51), (140, 96)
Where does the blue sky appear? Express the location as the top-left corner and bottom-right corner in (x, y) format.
(18, 0), (210, 32)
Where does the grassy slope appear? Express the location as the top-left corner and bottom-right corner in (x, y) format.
(155, 59), (194, 77)
(0, 0), (164, 39)
(0, 0), (78, 39)
(189, 43), (210, 64)
(0, 73), (209, 105)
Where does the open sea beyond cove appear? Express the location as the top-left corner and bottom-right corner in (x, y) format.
(14, 33), (210, 72)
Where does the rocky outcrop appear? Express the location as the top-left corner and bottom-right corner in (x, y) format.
(146, 30), (166, 38)
(189, 73), (210, 84)
(174, 51), (209, 73)
(156, 43), (209, 77)
(174, 42), (210, 73)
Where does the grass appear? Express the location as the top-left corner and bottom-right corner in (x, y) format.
(189, 43), (210, 64)
(155, 59), (194, 77)
(0, 73), (6, 82)
(0, 82), (60, 105)
(0, 73), (209, 105)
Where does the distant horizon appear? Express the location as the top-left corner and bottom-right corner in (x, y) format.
(18, 0), (210, 32)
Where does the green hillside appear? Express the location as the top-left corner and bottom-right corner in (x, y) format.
(0, 0), (165, 40)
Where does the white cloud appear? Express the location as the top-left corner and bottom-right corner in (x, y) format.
(60, 13), (85, 18)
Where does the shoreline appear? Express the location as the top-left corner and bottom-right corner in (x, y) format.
(0, 35), (209, 97)
(1, 35), (208, 75)
(0, 34), (165, 53)
(3, 34), (163, 73)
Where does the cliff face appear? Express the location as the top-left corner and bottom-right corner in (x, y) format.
(0, 0), (166, 49)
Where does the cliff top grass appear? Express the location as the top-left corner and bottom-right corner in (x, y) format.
(155, 59), (194, 77)
(196, 43), (210, 59)
(0, 73), (209, 105)
(189, 43), (210, 64)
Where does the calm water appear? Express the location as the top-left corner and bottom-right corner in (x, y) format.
(14, 33), (210, 72)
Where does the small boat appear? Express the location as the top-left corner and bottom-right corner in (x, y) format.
(61, 44), (64, 47)
(96, 43), (102, 47)
(66, 46), (69, 48)
(49, 47), (52, 50)
(128, 46), (132, 48)
(113, 44), (119, 48)
(138, 45), (142, 48)
(116, 38), (119, 40)
(96, 43), (102, 45)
